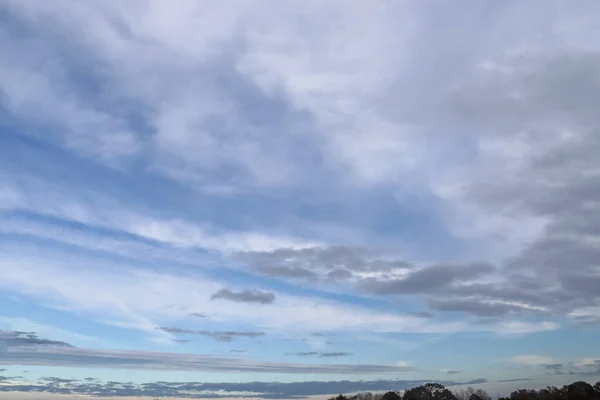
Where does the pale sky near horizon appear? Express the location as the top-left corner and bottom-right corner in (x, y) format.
(1, 0), (600, 399)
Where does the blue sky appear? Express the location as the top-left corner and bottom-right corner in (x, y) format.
(1, 0), (600, 398)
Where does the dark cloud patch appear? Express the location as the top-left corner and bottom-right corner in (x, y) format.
(440, 50), (600, 319)
(256, 265), (318, 281)
(40, 377), (78, 384)
(211, 288), (276, 304)
(286, 351), (352, 358)
(445, 370), (461, 375)
(320, 352), (353, 358)
(0, 330), (74, 349)
(0, 377), (488, 398)
(497, 379), (533, 383)
(190, 312), (207, 318)
(157, 327), (265, 342)
(173, 339), (191, 343)
(539, 360), (600, 377)
(572, 315), (600, 327)
(328, 268), (354, 281)
(427, 298), (534, 317)
(542, 363), (565, 375)
(360, 262), (494, 295)
(234, 246), (413, 284)
(408, 311), (434, 318)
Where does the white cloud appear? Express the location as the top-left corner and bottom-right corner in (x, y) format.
(0, 175), (318, 253)
(0, 248), (467, 336)
(498, 321), (559, 335)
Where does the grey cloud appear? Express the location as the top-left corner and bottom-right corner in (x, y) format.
(440, 49), (600, 318)
(0, 377), (488, 398)
(211, 288), (276, 304)
(320, 352), (353, 358)
(256, 265), (318, 281)
(0, 330), (74, 349)
(573, 315), (600, 327)
(445, 370), (461, 375)
(408, 311), (434, 318)
(287, 352), (352, 358)
(537, 360), (600, 377)
(360, 262), (494, 295)
(1, 331), (414, 375)
(157, 327), (265, 342)
(328, 268), (354, 281)
(428, 298), (534, 317)
(234, 246), (413, 284)
(542, 363), (565, 375)
(190, 312), (207, 318)
(496, 379), (533, 383)
(173, 339), (192, 343)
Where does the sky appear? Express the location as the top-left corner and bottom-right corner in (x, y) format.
(1, 0), (600, 398)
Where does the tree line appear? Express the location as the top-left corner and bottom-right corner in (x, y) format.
(328, 381), (600, 400)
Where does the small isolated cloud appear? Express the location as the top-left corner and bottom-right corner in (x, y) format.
(320, 352), (353, 358)
(157, 327), (265, 342)
(211, 288), (276, 304)
(445, 370), (462, 375)
(190, 312), (207, 318)
(511, 354), (556, 366)
(286, 351), (353, 358)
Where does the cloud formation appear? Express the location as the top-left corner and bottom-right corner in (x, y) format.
(157, 327), (266, 342)
(0, 331), (409, 375)
(211, 288), (276, 304)
(0, 377), (488, 399)
(287, 352), (354, 358)
(235, 246), (413, 285)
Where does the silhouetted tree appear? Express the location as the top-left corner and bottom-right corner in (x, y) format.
(456, 386), (491, 400)
(404, 383), (457, 400)
(566, 382), (597, 400)
(382, 391), (402, 400)
(537, 386), (567, 400)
